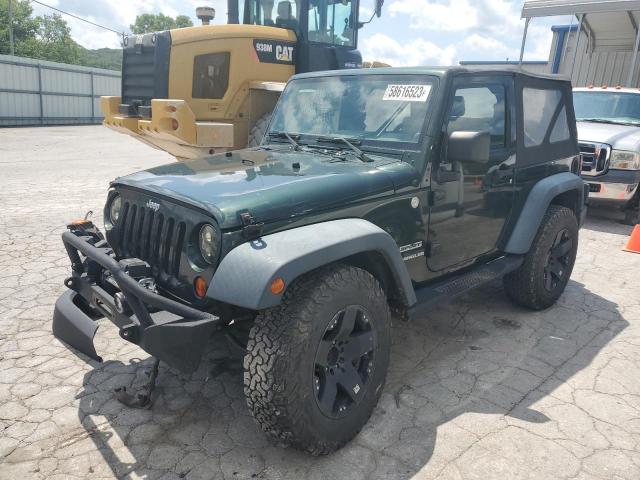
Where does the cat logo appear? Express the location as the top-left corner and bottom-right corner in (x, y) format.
(253, 39), (295, 64)
(276, 45), (294, 62)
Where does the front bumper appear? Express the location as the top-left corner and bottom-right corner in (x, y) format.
(583, 169), (640, 203)
(52, 230), (220, 372)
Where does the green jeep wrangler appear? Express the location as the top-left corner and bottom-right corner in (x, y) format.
(53, 67), (588, 454)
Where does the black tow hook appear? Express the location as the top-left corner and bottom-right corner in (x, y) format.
(114, 358), (160, 408)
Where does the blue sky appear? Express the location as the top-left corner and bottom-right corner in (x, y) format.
(31, 0), (575, 66)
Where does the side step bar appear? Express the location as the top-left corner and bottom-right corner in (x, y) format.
(409, 255), (523, 318)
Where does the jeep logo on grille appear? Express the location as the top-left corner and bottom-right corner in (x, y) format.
(146, 199), (160, 212)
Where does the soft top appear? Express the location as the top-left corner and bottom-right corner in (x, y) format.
(292, 66), (571, 83)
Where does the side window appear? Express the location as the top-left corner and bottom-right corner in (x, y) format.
(447, 85), (506, 148)
(523, 88), (569, 146)
(192, 53), (230, 99)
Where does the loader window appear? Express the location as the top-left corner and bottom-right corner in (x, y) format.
(247, 0), (300, 29)
(192, 53), (230, 99)
(308, 0), (356, 46)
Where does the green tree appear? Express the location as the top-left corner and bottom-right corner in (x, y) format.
(175, 15), (193, 28)
(130, 13), (194, 34)
(18, 13), (81, 63)
(1, 0), (121, 70)
(0, 0), (39, 55)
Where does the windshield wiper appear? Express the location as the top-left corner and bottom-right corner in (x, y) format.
(316, 136), (373, 162)
(267, 131), (302, 150)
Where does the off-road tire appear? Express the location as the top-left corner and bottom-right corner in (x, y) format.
(504, 205), (578, 310)
(243, 264), (391, 455)
(247, 113), (272, 147)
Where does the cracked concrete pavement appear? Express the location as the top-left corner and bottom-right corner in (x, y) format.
(1, 126), (640, 480)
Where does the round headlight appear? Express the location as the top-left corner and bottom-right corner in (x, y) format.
(199, 224), (218, 264)
(109, 194), (122, 224)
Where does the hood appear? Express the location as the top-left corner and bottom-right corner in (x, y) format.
(113, 147), (417, 229)
(577, 121), (640, 151)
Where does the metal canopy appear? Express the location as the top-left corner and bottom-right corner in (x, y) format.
(522, 0), (640, 18)
(520, 0), (640, 85)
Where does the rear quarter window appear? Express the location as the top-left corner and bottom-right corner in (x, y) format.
(523, 88), (569, 147)
(516, 78), (577, 167)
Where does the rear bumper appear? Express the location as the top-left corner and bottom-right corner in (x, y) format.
(53, 231), (220, 372)
(583, 169), (640, 203)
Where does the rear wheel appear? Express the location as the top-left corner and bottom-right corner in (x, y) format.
(504, 205), (578, 310)
(243, 264), (391, 455)
(247, 113), (272, 147)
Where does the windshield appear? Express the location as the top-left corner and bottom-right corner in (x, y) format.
(268, 75), (435, 144)
(573, 91), (640, 126)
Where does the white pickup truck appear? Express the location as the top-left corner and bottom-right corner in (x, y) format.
(573, 87), (640, 224)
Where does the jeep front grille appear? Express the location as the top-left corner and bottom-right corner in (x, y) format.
(115, 201), (186, 277)
(579, 142), (610, 176)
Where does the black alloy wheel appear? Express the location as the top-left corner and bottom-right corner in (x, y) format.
(543, 228), (573, 292)
(313, 305), (376, 418)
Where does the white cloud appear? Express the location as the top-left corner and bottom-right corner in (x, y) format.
(361, 33), (456, 66)
(389, 0), (478, 31)
(462, 34), (519, 61)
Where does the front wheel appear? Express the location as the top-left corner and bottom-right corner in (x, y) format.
(243, 265), (391, 455)
(504, 205), (579, 310)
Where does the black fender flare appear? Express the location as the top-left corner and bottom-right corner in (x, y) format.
(504, 172), (585, 255)
(206, 218), (417, 310)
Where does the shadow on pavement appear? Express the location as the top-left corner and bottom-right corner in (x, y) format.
(76, 275), (627, 479)
(583, 203), (635, 236)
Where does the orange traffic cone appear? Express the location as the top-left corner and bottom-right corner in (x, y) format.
(623, 225), (640, 254)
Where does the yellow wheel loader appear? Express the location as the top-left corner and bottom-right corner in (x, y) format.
(101, 0), (385, 160)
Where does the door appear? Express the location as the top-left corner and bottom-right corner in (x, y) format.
(427, 75), (516, 271)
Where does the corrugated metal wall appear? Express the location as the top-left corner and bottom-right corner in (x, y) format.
(556, 30), (640, 87)
(0, 54), (121, 127)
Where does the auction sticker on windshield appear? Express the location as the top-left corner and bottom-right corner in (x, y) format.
(383, 84), (431, 102)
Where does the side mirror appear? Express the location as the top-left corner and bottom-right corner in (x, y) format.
(447, 131), (490, 164)
(375, 0), (384, 17)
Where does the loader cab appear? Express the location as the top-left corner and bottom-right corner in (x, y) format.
(242, 0), (376, 72)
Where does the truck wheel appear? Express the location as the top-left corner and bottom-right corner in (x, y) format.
(504, 205), (578, 310)
(623, 208), (640, 226)
(247, 113), (272, 147)
(243, 265), (391, 455)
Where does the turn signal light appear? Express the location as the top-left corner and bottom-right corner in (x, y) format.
(194, 276), (207, 298)
(270, 277), (285, 295)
